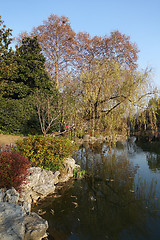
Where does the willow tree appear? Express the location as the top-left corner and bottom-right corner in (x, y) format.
(78, 60), (156, 136)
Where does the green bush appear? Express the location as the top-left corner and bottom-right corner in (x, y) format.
(16, 136), (78, 172)
(0, 95), (41, 135)
(73, 167), (85, 179)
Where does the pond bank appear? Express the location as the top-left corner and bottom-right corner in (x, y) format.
(0, 157), (80, 240)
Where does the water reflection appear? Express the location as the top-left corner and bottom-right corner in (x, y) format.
(32, 140), (160, 240)
(136, 140), (160, 172)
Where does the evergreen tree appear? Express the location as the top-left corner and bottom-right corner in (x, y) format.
(0, 18), (55, 134)
(2, 37), (52, 99)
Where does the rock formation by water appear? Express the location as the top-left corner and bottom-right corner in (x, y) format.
(0, 157), (79, 240)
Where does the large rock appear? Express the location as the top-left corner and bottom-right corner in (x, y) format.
(24, 212), (48, 240)
(0, 188), (49, 240)
(59, 157), (79, 182)
(20, 167), (56, 203)
(20, 158), (78, 203)
(0, 202), (25, 240)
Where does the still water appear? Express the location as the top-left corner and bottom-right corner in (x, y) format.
(33, 139), (160, 240)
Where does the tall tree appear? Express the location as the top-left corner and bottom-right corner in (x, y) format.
(77, 60), (156, 135)
(75, 30), (139, 72)
(0, 34), (55, 134)
(103, 30), (139, 71)
(2, 37), (52, 99)
(0, 16), (12, 59)
(75, 32), (103, 71)
(32, 14), (77, 88)
(0, 16), (16, 94)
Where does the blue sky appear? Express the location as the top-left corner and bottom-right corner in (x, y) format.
(1, 0), (160, 87)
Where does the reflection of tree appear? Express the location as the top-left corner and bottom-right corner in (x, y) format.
(74, 145), (160, 239)
(33, 144), (160, 240)
(146, 153), (160, 171)
(136, 140), (160, 171)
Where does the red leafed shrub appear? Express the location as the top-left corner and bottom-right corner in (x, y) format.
(0, 150), (31, 191)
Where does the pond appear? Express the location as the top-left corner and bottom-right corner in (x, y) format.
(32, 138), (160, 240)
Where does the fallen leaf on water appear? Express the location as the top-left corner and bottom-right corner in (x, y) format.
(71, 195), (77, 199)
(129, 190), (135, 193)
(53, 194), (62, 198)
(72, 202), (78, 208)
(90, 196), (96, 201)
(38, 209), (46, 215)
(50, 209), (55, 215)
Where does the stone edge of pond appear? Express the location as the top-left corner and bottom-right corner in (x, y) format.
(0, 157), (79, 240)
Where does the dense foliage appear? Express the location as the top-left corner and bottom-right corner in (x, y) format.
(0, 17), (55, 134)
(0, 95), (41, 134)
(16, 136), (78, 172)
(0, 149), (31, 190)
(0, 15), (158, 136)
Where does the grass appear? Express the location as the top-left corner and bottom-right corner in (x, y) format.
(0, 134), (24, 146)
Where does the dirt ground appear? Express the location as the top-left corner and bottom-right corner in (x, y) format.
(0, 134), (24, 146)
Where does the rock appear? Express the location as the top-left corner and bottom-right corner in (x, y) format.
(25, 167), (55, 188)
(83, 134), (90, 142)
(20, 159), (79, 203)
(20, 167), (56, 203)
(97, 135), (105, 142)
(128, 136), (136, 143)
(32, 184), (55, 196)
(63, 157), (76, 170)
(83, 134), (106, 143)
(90, 136), (96, 143)
(24, 212), (48, 240)
(59, 157), (77, 182)
(0, 190), (48, 240)
(0, 202), (25, 240)
(0, 156), (80, 240)
(20, 201), (31, 215)
(53, 171), (60, 184)
(3, 187), (19, 204)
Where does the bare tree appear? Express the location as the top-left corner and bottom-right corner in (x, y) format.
(34, 91), (60, 136)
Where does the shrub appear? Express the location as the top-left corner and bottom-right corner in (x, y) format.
(17, 136), (78, 172)
(0, 95), (41, 135)
(73, 167), (85, 179)
(0, 150), (31, 191)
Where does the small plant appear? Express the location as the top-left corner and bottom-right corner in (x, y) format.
(0, 150), (31, 191)
(17, 136), (78, 172)
(73, 167), (85, 179)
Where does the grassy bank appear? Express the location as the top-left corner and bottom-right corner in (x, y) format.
(0, 134), (24, 146)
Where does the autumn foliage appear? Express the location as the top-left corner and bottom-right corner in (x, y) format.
(0, 150), (31, 191)
(17, 136), (78, 172)
(0, 15), (157, 136)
